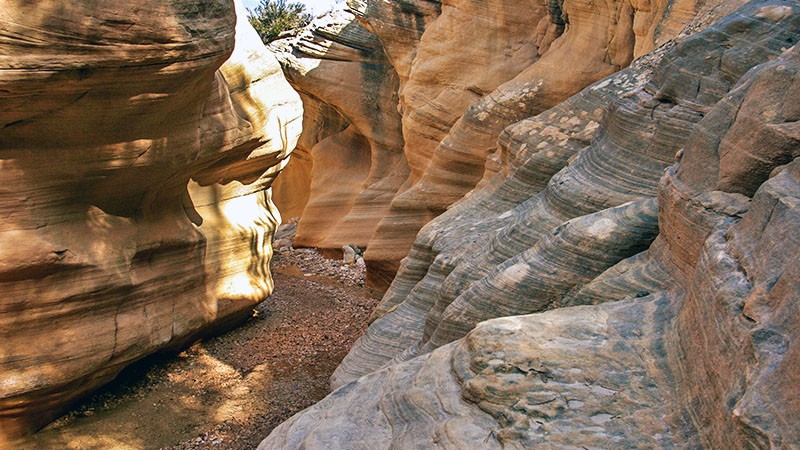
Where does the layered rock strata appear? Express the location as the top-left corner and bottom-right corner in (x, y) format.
(361, 0), (706, 287)
(0, 0), (302, 441)
(270, 9), (406, 252)
(261, 2), (800, 448)
(274, 0), (727, 289)
(333, 0), (791, 386)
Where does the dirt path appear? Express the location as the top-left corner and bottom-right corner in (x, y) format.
(17, 248), (376, 450)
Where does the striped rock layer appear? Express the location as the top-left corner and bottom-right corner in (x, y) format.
(261, 2), (800, 448)
(272, 0), (713, 289)
(0, 0), (302, 441)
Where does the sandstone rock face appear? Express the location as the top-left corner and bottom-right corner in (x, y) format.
(333, 0), (781, 387)
(270, 9), (406, 253)
(274, 0), (726, 290)
(261, 2), (800, 448)
(361, 0), (707, 287)
(0, 0), (302, 441)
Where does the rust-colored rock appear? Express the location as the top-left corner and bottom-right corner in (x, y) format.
(0, 0), (302, 441)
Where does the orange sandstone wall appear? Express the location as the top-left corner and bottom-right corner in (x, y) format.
(0, 0), (302, 441)
(274, 0), (715, 290)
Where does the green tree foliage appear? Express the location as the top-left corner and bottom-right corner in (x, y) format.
(247, 0), (313, 44)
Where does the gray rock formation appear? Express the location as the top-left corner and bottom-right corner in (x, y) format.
(273, 0), (717, 291)
(333, 0), (800, 388)
(261, 1), (800, 448)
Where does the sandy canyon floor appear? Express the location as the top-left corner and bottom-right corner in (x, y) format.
(17, 249), (375, 450)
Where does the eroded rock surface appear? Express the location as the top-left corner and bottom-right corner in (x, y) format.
(270, 9), (406, 252)
(0, 0), (302, 441)
(273, 0), (732, 290)
(261, 2), (800, 448)
(334, 0), (794, 387)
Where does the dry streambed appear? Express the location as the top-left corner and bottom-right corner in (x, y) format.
(18, 248), (375, 450)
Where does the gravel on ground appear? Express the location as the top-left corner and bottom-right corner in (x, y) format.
(18, 246), (376, 450)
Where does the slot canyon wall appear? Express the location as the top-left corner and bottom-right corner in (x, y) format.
(0, 0), (302, 441)
(271, 0), (721, 289)
(262, 0), (800, 448)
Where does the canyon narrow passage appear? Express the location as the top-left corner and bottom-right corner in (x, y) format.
(17, 250), (376, 450)
(3, 0), (800, 447)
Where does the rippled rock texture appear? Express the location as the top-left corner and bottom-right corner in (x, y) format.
(270, 8), (405, 254)
(272, 0), (713, 289)
(0, 0), (302, 441)
(262, 1), (800, 448)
